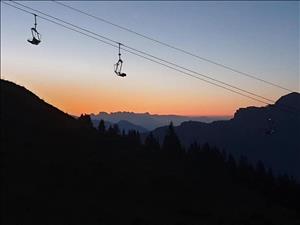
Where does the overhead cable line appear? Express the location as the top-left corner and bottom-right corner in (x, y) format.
(51, 0), (296, 93)
(2, 1), (300, 116)
(8, 0), (279, 105)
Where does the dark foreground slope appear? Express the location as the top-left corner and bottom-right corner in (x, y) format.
(151, 93), (300, 179)
(1, 79), (300, 225)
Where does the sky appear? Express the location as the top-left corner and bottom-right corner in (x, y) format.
(1, 1), (299, 116)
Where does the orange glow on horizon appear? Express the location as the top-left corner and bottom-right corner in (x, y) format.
(41, 87), (249, 117)
(2, 70), (265, 118)
(2, 76), (263, 118)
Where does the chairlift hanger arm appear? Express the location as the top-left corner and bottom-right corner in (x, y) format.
(118, 43), (122, 60)
(34, 14), (37, 29)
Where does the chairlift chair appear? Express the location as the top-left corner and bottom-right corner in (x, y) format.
(114, 43), (126, 77)
(265, 117), (276, 135)
(27, 14), (41, 45)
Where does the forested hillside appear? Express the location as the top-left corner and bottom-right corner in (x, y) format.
(1, 79), (300, 225)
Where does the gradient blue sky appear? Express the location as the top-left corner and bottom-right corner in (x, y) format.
(1, 1), (299, 116)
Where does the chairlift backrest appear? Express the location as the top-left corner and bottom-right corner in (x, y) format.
(28, 14), (41, 45)
(113, 43), (126, 77)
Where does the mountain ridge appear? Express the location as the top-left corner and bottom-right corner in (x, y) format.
(91, 111), (231, 130)
(150, 92), (300, 179)
(91, 119), (149, 133)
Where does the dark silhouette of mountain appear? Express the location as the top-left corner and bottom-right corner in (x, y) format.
(1, 79), (300, 225)
(91, 119), (113, 129)
(150, 92), (300, 179)
(117, 120), (149, 133)
(275, 92), (300, 109)
(91, 111), (230, 130)
(91, 119), (149, 133)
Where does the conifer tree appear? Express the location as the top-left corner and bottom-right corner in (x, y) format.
(98, 119), (106, 134)
(78, 114), (93, 129)
(162, 122), (182, 156)
(145, 132), (160, 152)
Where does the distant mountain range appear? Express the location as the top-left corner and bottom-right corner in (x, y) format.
(90, 111), (231, 131)
(91, 119), (149, 133)
(149, 92), (300, 179)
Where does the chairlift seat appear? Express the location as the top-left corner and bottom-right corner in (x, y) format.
(27, 37), (41, 45)
(113, 43), (127, 77)
(28, 27), (41, 45)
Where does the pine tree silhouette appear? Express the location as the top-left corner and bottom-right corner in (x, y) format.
(78, 114), (93, 129)
(98, 119), (106, 134)
(113, 124), (120, 135)
(127, 130), (141, 146)
(162, 122), (183, 158)
(144, 132), (160, 152)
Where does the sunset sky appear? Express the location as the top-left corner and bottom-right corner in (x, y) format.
(1, 1), (299, 116)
